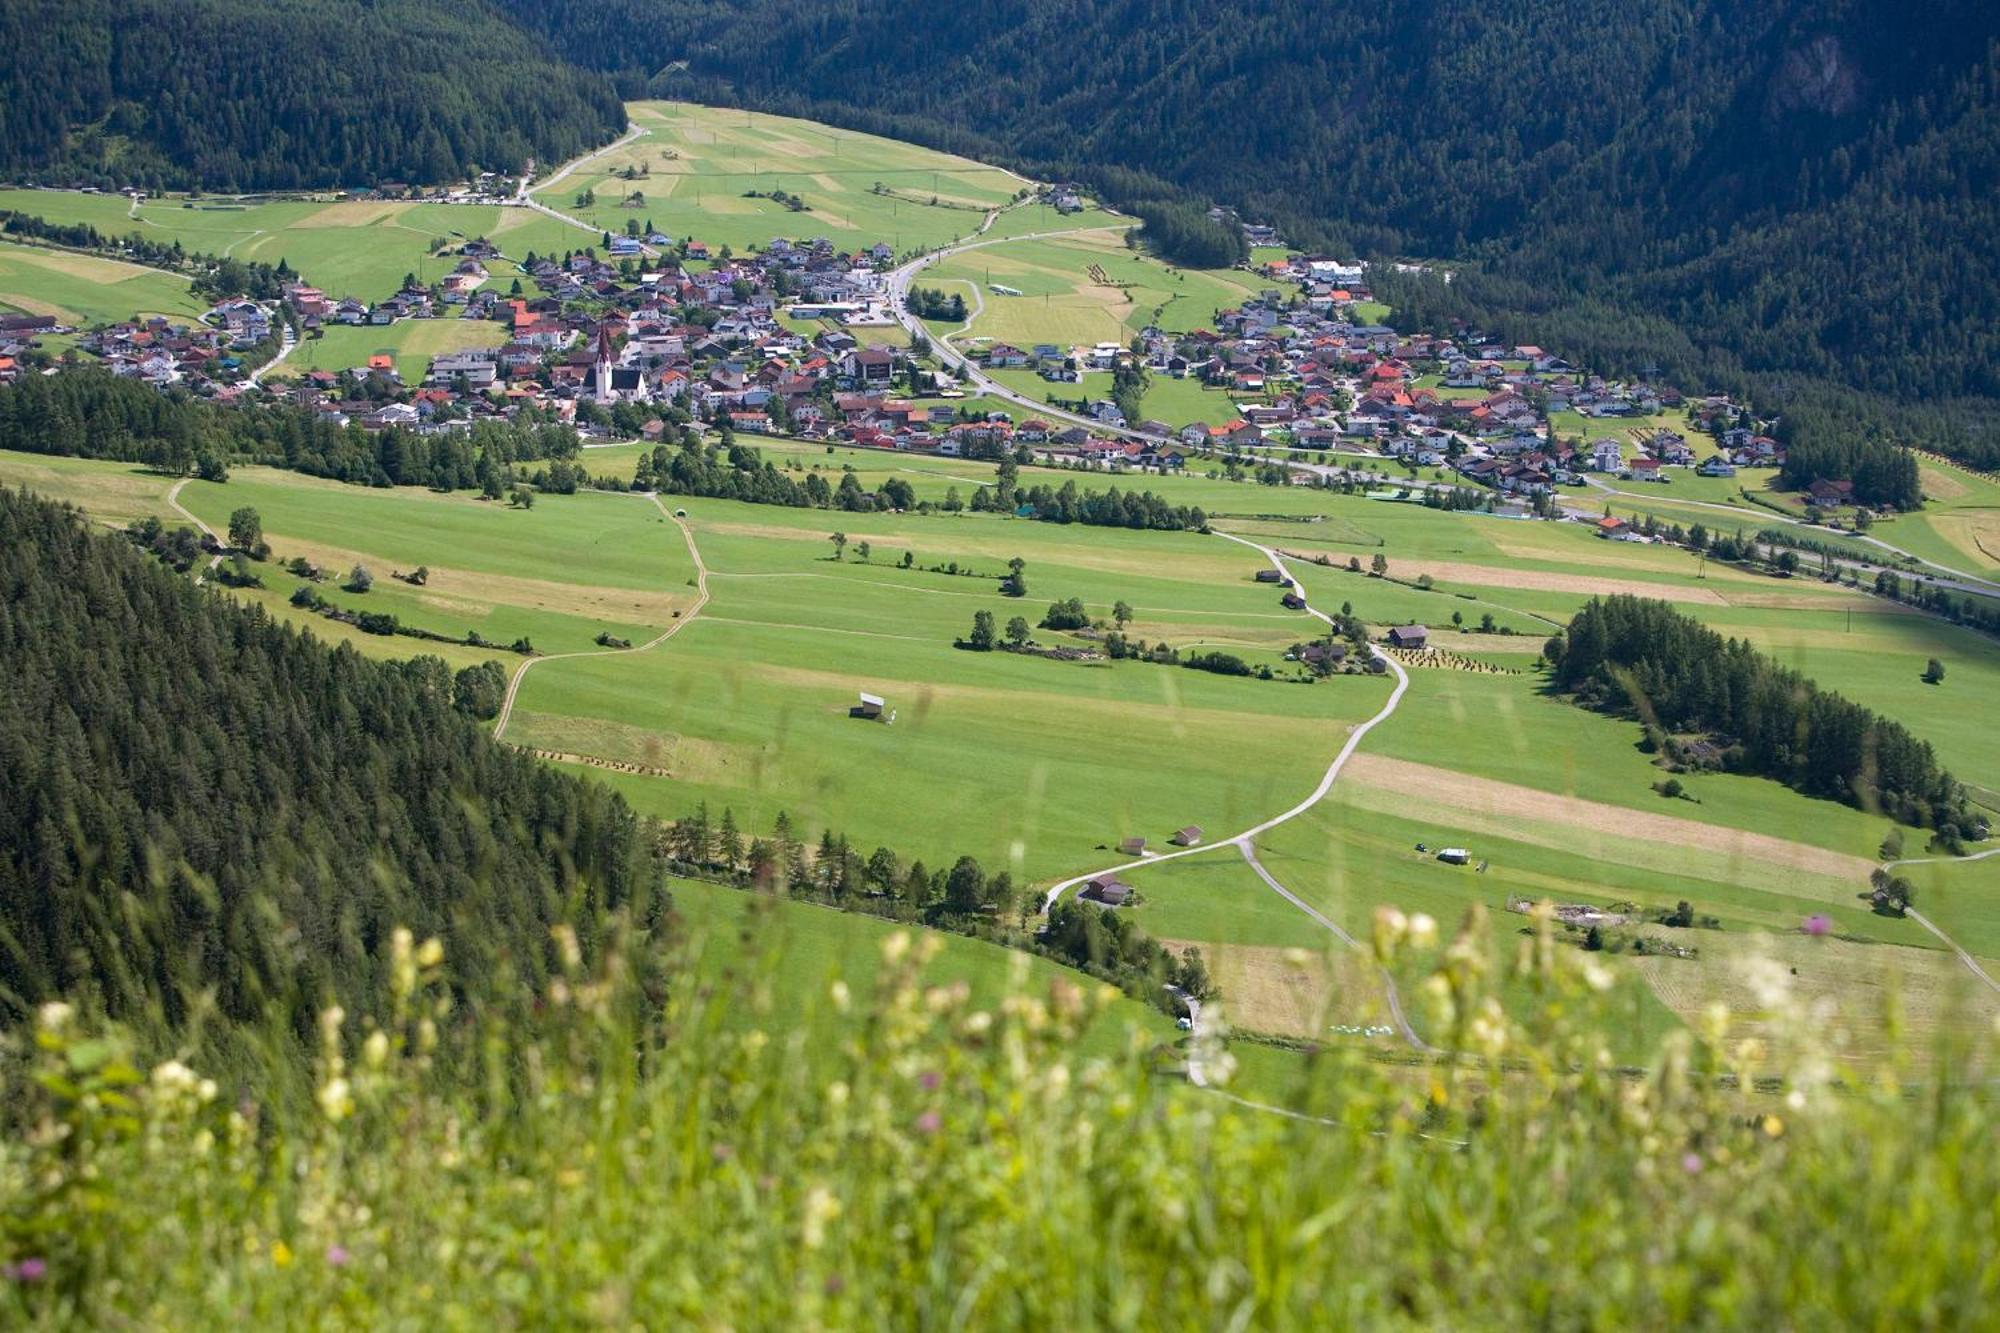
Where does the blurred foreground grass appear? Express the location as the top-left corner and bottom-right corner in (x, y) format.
(0, 899), (1994, 1328)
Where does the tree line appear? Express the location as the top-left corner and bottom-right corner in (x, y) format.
(0, 369), (589, 493)
(0, 210), (296, 302)
(1545, 595), (1973, 834)
(659, 803), (1213, 1014)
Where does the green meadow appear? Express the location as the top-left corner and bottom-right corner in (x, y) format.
(276, 317), (509, 381)
(0, 238), (205, 324)
(0, 189), (581, 302)
(538, 101), (1042, 256)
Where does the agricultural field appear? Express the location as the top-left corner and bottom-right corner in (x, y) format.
(6, 424), (1999, 1075)
(536, 102), (1042, 256)
(0, 238), (204, 323)
(0, 188), (582, 301)
(1872, 456), (2000, 580)
(922, 229), (1265, 350)
(275, 316), (509, 381)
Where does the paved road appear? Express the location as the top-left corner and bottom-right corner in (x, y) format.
(885, 223), (1154, 439)
(1036, 528), (1431, 1057)
(247, 323), (297, 387)
(1040, 530), (1410, 912)
(491, 493), (709, 741)
(514, 125), (663, 256)
(1576, 476), (2000, 596)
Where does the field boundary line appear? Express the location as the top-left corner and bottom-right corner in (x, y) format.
(491, 492), (708, 742)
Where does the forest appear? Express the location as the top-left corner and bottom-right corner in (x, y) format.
(1546, 595), (1971, 833)
(0, 487), (665, 1058)
(0, 0), (622, 190)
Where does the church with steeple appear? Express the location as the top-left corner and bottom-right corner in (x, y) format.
(586, 324), (648, 404)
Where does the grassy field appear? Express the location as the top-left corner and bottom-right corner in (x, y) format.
(924, 229), (1264, 351)
(5, 432), (1997, 1063)
(0, 190), (581, 302)
(1873, 456), (2000, 579)
(507, 498), (1394, 880)
(537, 102), (1038, 256)
(275, 317), (510, 381)
(673, 878), (1171, 1056)
(0, 238), (205, 324)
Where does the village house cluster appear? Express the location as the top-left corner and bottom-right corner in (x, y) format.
(10, 208), (1784, 500)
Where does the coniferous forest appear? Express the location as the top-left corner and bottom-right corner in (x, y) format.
(1546, 595), (1969, 832)
(0, 488), (664, 1048)
(0, 0), (623, 190)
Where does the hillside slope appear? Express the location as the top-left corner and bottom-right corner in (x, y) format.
(0, 0), (624, 190)
(0, 486), (662, 1040)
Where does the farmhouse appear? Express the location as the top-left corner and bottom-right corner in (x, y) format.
(1387, 625), (1429, 650)
(1081, 875), (1133, 907)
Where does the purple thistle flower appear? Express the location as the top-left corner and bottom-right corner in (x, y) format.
(918, 1071), (941, 1092)
(325, 1245), (350, 1268)
(914, 1109), (942, 1135)
(6, 1258), (47, 1282)
(1803, 914), (1832, 937)
(1681, 1152), (1704, 1175)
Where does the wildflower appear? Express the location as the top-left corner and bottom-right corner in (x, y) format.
(35, 1002), (73, 1034)
(1407, 913), (1439, 950)
(918, 1070), (941, 1091)
(1371, 906), (1408, 961)
(1681, 1152), (1704, 1175)
(325, 1245), (351, 1268)
(362, 1030), (390, 1069)
(1580, 958), (1615, 993)
(825, 1274), (847, 1296)
(5, 1258), (47, 1282)
(1802, 914), (1832, 937)
(914, 1109), (942, 1135)
(801, 1185), (841, 1249)
(271, 1240), (294, 1269)
(1761, 1114), (1785, 1139)
(829, 980), (851, 1012)
(415, 936), (445, 969)
(317, 1076), (353, 1123)
(711, 1142), (735, 1162)
(882, 931), (911, 965)
(551, 924), (582, 972)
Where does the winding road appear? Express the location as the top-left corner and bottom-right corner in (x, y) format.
(490, 493), (709, 742)
(1038, 526), (1431, 1053)
(514, 124), (662, 254)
